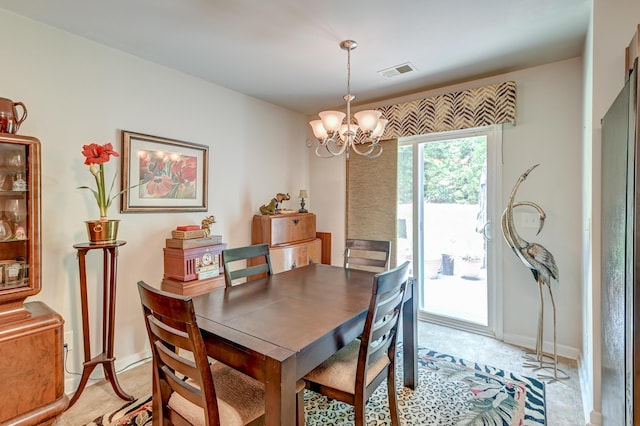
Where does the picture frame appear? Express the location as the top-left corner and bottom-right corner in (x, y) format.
(120, 130), (208, 213)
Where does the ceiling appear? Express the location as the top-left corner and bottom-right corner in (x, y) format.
(0, 0), (590, 115)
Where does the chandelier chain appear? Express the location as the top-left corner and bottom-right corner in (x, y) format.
(346, 44), (351, 103)
(346, 42), (352, 131)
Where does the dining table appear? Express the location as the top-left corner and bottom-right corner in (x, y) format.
(191, 263), (417, 426)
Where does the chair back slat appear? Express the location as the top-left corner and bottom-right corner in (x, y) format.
(344, 239), (391, 273)
(374, 289), (404, 321)
(147, 315), (193, 351)
(159, 362), (205, 407)
(370, 310), (400, 344)
(228, 264), (271, 282)
(222, 243), (273, 286)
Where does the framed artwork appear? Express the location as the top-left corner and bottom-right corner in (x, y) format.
(120, 131), (208, 213)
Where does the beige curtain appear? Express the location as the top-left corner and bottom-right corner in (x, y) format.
(346, 81), (516, 268)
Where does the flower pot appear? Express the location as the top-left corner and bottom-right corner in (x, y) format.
(459, 258), (482, 279)
(85, 219), (119, 244)
(441, 254), (454, 275)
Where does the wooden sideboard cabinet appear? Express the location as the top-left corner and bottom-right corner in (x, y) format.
(251, 213), (323, 273)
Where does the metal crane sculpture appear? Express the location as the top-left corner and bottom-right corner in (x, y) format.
(501, 164), (567, 381)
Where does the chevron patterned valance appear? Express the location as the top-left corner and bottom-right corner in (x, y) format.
(369, 80), (516, 140)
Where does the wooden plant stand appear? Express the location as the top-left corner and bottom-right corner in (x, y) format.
(68, 240), (133, 408)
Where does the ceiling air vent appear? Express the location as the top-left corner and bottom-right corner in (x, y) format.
(377, 62), (417, 79)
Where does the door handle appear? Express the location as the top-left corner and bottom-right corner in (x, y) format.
(482, 221), (492, 240)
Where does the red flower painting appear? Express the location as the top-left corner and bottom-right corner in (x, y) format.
(137, 150), (197, 199)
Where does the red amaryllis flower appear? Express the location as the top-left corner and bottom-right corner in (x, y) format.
(78, 142), (135, 219)
(81, 142), (119, 166)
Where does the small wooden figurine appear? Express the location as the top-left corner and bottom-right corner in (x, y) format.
(201, 215), (216, 237)
(259, 193), (290, 215)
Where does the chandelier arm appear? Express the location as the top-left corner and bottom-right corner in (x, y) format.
(363, 144), (383, 159)
(350, 139), (384, 158)
(325, 138), (349, 156)
(315, 145), (333, 158)
(317, 135), (348, 156)
(367, 145), (383, 159)
(350, 142), (375, 156)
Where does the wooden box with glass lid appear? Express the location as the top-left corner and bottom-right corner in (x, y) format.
(0, 134), (68, 425)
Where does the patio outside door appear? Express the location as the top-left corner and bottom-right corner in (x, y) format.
(397, 126), (502, 337)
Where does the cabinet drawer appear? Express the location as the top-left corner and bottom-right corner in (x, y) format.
(270, 238), (321, 274)
(252, 213), (316, 246)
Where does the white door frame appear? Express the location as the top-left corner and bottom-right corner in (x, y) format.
(400, 125), (503, 339)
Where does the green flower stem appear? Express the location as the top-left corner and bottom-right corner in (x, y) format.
(96, 164), (107, 218)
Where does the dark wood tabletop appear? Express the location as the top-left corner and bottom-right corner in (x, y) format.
(191, 263), (416, 426)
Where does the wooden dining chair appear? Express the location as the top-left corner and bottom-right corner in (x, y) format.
(303, 260), (410, 426)
(137, 281), (305, 426)
(222, 243), (272, 287)
(344, 238), (392, 273)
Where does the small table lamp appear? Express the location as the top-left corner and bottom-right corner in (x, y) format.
(298, 190), (308, 213)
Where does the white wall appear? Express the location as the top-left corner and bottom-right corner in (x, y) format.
(0, 10), (310, 391)
(310, 57), (585, 359)
(583, 1), (640, 424)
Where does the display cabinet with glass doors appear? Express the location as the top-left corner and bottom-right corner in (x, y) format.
(0, 134), (68, 425)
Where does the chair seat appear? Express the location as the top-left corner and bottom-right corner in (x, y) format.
(169, 362), (305, 426)
(304, 339), (390, 394)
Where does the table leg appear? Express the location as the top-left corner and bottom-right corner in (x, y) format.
(265, 352), (297, 426)
(402, 277), (418, 389)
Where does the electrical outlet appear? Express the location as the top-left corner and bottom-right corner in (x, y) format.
(64, 331), (73, 351)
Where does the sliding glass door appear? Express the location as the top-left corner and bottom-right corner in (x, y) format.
(397, 126), (502, 336)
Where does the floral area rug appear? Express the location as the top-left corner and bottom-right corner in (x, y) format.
(86, 347), (546, 426)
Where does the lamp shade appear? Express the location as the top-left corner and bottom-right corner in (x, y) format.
(370, 118), (388, 139)
(318, 111), (346, 132)
(353, 110), (382, 132)
(309, 120), (328, 139)
(299, 190), (308, 199)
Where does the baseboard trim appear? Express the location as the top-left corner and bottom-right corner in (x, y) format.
(587, 409), (602, 425)
(502, 332), (580, 360)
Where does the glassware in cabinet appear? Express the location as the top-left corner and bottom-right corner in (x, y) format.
(0, 134), (40, 315)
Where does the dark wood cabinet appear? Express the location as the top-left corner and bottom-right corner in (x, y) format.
(0, 134), (68, 425)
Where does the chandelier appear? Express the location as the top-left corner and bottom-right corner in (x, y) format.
(309, 40), (388, 160)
